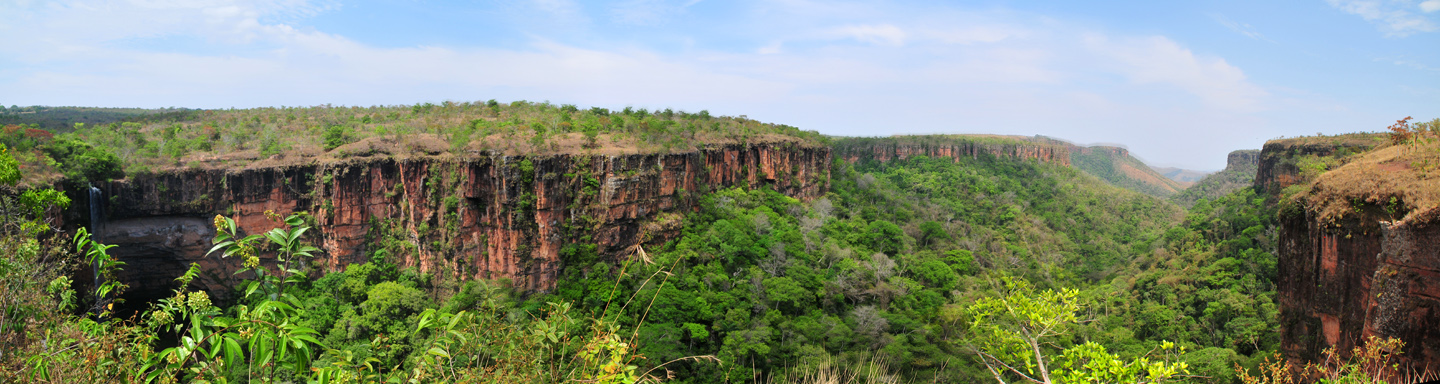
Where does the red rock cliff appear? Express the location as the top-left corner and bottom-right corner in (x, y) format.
(94, 140), (830, 304)
(1273, 137), (1440, 370)
(1255, 135), (1379, 196)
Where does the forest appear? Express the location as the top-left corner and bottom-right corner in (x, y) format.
(0, 105), (1434, 383)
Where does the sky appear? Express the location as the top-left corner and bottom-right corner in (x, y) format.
(2, 0), (1437, 170)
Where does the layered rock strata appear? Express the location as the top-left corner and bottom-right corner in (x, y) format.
(1272, 137), (1440, 370)
(92, 141), (829, 305)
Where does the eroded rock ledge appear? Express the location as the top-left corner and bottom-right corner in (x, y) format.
(91, 140), (830, 305)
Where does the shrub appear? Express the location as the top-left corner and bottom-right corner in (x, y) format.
(42, 138), (123, 183)
(323, 125), (351, 151)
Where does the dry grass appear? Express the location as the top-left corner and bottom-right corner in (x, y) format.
(1237, 336), (1437, 384)
(763, 354), (905, 384)
(1295, 139), (1440, 225)
(1267, 133), (1389, 148)
(1118, 162), (1182, 193)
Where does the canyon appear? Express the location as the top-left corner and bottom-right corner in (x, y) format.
(80, 129), (1440, 371)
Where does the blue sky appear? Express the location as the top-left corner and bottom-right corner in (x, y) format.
(2, 0), (1437, 170)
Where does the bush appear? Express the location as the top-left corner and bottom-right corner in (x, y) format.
(323, 125), (351, 151)
(42, 138), (123, 183)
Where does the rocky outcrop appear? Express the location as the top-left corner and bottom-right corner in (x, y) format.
(91, 140), (830, 305)
(831, 136), (1070, 166)
(1228, 149), (1260, 171)
(1273, 136), (1440, 370)
(1254, 137), (1378, 196)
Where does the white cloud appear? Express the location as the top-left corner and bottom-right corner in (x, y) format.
(1422, 0), (1440, 12)
(1084, 35), (1268, 112)
(1326, 0), (1438, 36)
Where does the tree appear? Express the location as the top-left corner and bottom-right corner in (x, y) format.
(863, 220), (906, 255)
(323, 125), (351, 151)
(42, 138), (123, 183)
(529, 122), (548, 149)
(919, 220), (948, 248)
(950, 277), (1187, 384)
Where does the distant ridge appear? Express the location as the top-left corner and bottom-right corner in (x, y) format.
(836, 134), (1186, 199)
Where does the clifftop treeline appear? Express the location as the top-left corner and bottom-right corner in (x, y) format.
(1, 102), (826, 184)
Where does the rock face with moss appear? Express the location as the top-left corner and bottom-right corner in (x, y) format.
(1254, 134), (1382, 197)
(93, 139), (830, 305)
(1274, 137), (1440, 369)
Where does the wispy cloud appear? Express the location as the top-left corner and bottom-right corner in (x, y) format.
(1211, 13), (1274, 43)
(827, 24), (907, 46)
(1326, 0), (1438, 37)
(1376, 56), (1440, 71)
(1084, 34), (1269, 112)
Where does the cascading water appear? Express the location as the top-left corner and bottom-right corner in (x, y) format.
(88, 186), (103, 298)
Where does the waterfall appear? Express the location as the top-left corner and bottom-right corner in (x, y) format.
(88, 186), (103, 297)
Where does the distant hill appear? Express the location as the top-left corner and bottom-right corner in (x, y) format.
(1171, 149), (1260, 207)
(0, 106), (183, 131)
(834, 134), (1187, 199)
(1067, 145), (1187, 198)
(1150, 166), (1212, 184)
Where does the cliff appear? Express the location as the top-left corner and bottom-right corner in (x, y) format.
(830, 135), (1070, 166)
(1254, 134), (1382, 197)
(1275, 138), (1440, 370)
(89, 139), (830, 306)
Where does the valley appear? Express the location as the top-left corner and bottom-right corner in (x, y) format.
(0, 105), (1435, 383)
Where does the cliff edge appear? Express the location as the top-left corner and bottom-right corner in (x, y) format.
(1275, 136), (1440, 369)
(91, 139), (831, 306)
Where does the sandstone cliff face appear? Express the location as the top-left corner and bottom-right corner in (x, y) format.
(1278, 212), (1440, 369)
(92, 141), (830, 305)
(1277, 212), (1384, 364)
(1255, 138), (1376, 196)
(1272, 137), (1440, 369)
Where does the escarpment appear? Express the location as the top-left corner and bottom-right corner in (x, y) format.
(1227, 149), (1260, 171)
(90, 140), (830, 305)
(1255, 135), (1381, 196)
(831, 135), (1071, 166)
(1274, 138), (1440, 369)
